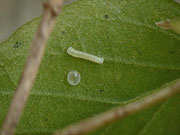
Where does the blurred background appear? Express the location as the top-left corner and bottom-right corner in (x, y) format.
(0, 0), (75, 43)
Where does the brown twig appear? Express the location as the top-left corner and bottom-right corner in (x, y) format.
(54, 79), (180, 135)
(0, 0), (64, 135)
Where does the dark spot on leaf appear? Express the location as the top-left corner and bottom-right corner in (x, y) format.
(138, 51), (142, 55)
(99, 89), (104, 93)
(13, 41), (22, 48)
(104, 15), (108, 19)
(62, 31), (66, 34)
(170, 51), (174, 54)
(45, 118), (48, 121)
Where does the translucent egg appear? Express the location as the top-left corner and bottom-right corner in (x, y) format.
(67, 70), (81, 86)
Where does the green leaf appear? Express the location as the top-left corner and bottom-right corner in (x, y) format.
(0, 0), (180, 135)
(171, 19), (180, 34)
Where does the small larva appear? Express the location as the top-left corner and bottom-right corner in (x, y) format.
(67, 47), (104, 64)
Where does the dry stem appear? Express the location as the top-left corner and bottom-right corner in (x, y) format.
(54, 79), (180, 135)
(0, 0), (64, 135)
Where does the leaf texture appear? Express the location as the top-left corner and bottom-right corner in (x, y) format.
(0, 0), (180, 135)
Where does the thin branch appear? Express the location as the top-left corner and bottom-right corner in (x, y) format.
(0, 0), (64, 135)
(54, 79), (180, 135)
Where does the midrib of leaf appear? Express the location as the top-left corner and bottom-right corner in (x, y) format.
(2, 52), (180, 75)
(0, 90), (120, 105)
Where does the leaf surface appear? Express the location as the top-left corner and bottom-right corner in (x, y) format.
(0, 0), (180, 135)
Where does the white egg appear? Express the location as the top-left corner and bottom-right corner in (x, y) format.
(67, 70), (81, 86)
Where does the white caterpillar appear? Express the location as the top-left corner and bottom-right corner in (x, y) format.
(67, 47), (104, 64)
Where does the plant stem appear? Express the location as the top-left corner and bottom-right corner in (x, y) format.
(0, 0), (64, 135)
(54, 79), (180, 135)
